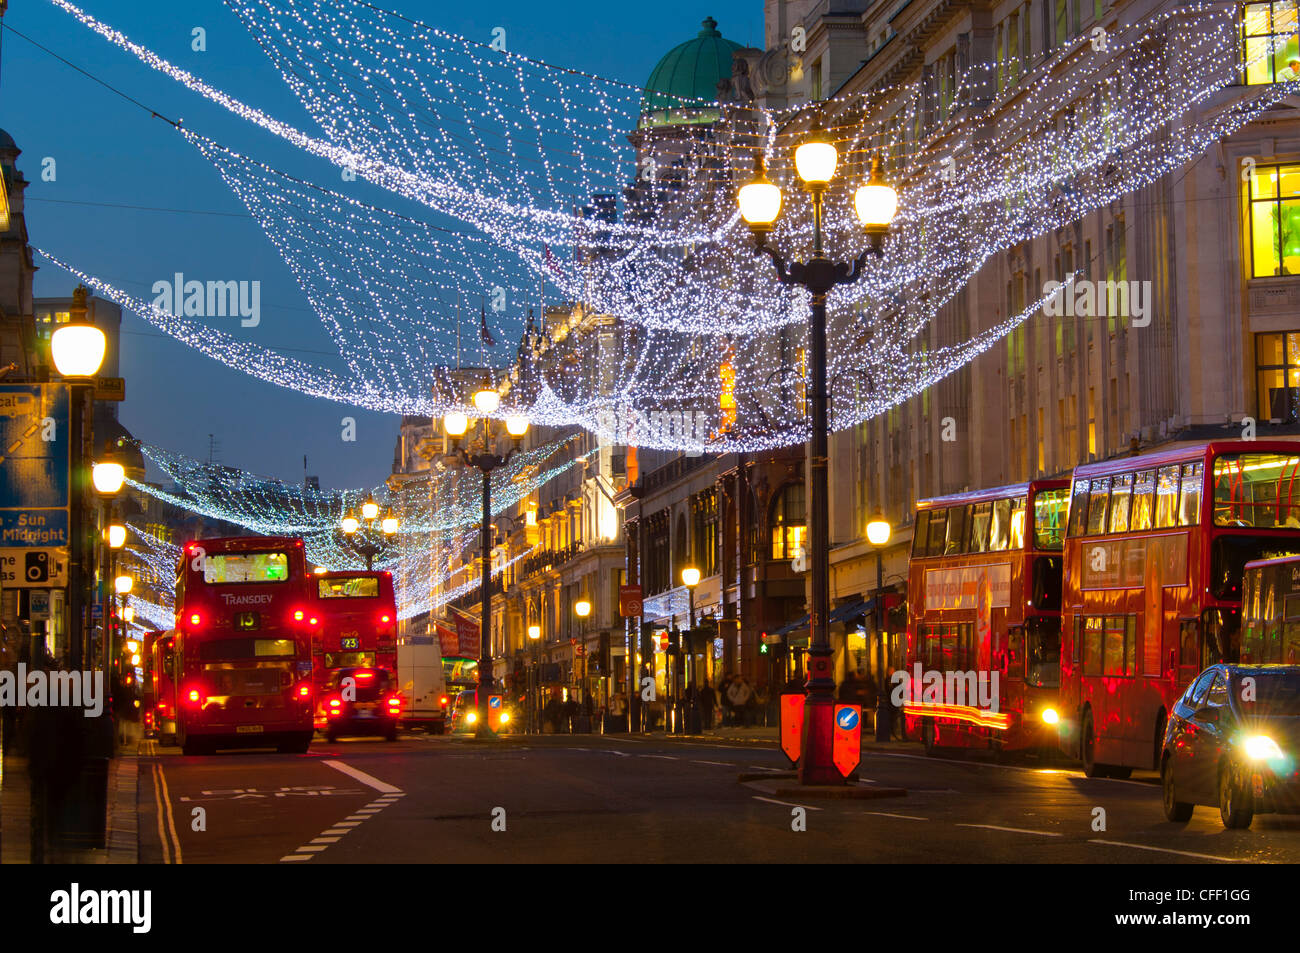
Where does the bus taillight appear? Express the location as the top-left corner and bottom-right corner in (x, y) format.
(297, 682), (312, 699)
(293, 609), (305, 621)
(185, 687), (203, 706)
(188, 611), (202, 627)
(380, 613), (392, 625)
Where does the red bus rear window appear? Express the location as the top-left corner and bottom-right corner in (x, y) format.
(204, 552), (290, 584)
(318, 577), (380, 598)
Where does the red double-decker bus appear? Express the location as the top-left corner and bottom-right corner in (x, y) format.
(1060, 440), (1300, 777)
(310, 570), (398, 728)
(142, 630), (173, 740)
(167, 535), (317, 755)
(904, 479), (1070, 755)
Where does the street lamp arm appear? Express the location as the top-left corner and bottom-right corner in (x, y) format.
(837, 250), (874, 286)
(752, 239), (796, 286)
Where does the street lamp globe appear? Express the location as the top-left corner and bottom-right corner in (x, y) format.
(574, 598), (592, 618)
(854, 155), (899, 233)
(381, 509), (399, 535)
(114, 574), (133, 595)
(794, 125), (838, 187)
(738, 157), (782, 232)
(443, 412), (469, 437)
(506, 414), (530, 438)
(361, 497), (380, 521)
(92, 461), (126, 496)
(123, 606), (135, 623)
(472, 388), (500, 414)
(528, 624), (541, 640)
(106, 524), (127, 549)
(681, 566), (701, 588)
(866, 513), (891, 547)
(341, 512), (360, 535)
(50, 323), (107, 378)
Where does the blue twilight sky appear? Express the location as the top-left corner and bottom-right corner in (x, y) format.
(1, 0), (763, 491)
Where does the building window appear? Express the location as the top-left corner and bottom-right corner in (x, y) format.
(1247, 163), (1300, 277)
(1257, 330), (1300, 421)
(770, 482), (806, 561)
(1242, 1), (1299, 86)
(692, 488), (719, 578)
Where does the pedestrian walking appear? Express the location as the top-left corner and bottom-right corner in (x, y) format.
(698, 681), (716, 730)
(727, 676), (754, 727)
(718, 673), (734, 726)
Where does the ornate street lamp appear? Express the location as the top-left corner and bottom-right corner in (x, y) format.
(338, 500), (398, 570)
(738, 123), (899, 785)
(866, 511), (893, 741)
(50, 290), (107, 669)
(93, 447), (127, 678)
(681, 566), (701, 734)
(443, 389), (529, 739)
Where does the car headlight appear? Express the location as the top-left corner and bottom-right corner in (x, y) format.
(1041, 708), (1059, 725)
(499, 712), (510, 724)
(1244, 735), (1284, 761)
(466, 712), (477, 724)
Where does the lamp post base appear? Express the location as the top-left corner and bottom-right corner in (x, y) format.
(796, 693), (846, 786)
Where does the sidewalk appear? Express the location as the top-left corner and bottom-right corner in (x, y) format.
(0, 718), (142, 864)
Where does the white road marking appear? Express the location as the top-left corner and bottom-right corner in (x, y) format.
(752, 796), (823, 811)
(278, 767), (403, 862)
(956, 823), (1061, 837)
(640, 754), (679, 761)
(1089, 839), (1244, 862)
(692, 760), (731, 766)
(321, 759), (403, 793)
(860, 811), (928, 820)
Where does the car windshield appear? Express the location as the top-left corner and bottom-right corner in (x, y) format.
(1234, 670), (1300, 716)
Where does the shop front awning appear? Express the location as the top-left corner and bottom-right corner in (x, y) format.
(770, 614), (809, 638)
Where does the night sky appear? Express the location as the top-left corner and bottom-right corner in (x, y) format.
(2, 1), (762, 491)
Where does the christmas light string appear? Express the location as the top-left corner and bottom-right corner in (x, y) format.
(39, 0), (1295, 451)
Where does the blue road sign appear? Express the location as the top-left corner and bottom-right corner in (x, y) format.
(836, 707), (860, 730)
(489, 695), (502, 708)
(0, 385), (70, 547)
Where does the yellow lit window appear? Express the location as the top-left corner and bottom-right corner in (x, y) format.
(1242, 1), (1299, 86)
(1248, 163), (1300, 276)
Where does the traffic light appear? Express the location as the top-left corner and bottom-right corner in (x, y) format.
(667, 630), (680, 655)
(597, 632), (610, 674)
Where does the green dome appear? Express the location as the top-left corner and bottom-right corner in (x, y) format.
(640, 17), (741, 128)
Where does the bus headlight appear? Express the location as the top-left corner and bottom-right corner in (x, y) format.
(1041, 708), (1059, 725)
(499, 711), (510, 724)
(1245, 735), (1284, 761)
(466, 711), (477, 724)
